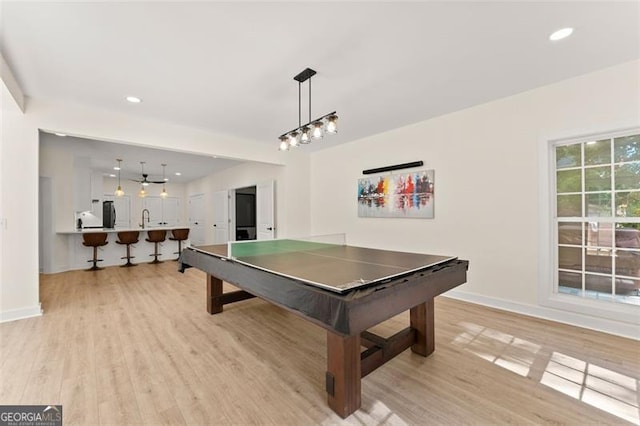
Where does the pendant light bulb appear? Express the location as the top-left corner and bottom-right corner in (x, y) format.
(160, 164), (168, 198)
(288, 131), (299, 147)
(114, 159), (124, 196)
(326, 115), (338, 134)
(279, 137), (289, 151)
(139, 185), (146, 198)
(300, 126), (311, 144)
(312, 121), (323, 139)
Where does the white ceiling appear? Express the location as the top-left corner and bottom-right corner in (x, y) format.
(40, 131), (244, 184)
(2, 1), (639, 155)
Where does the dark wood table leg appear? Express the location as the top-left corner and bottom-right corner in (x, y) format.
(207, 274), (223, 314)
(409, 298), (435, 356)
(326, 331), (361, 418)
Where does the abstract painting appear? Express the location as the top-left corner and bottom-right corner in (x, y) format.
(357, 170), (434, 218)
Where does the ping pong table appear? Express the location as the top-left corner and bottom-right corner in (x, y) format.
(179, 237), (469, 418)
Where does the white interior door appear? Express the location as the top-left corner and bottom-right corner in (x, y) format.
(212, 190), (229, 244)
(256, 180), (275, 240)
(189, 194), (205, 245)
(162, 197), (180, 226)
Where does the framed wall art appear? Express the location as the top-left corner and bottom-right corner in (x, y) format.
(357, 169), (434, 218)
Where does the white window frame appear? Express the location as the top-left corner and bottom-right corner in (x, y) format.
(538, 127), (640, 326)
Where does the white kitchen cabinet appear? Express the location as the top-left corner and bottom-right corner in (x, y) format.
(73, 159), (104, 215)
(90, 171), (104, 216)
(73, 157), (91, 212)
(143, 196), (180, 227)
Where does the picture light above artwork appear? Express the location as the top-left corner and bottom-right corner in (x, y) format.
(362, 161), (424, 175)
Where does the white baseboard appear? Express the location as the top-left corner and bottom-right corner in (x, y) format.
(444, 290), (639, 341)
(0, 304), (43, 323)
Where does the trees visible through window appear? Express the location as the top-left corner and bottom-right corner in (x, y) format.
(555, 133), (640, 305)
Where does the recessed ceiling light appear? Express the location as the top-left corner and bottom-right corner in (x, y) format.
(109, 174), (116, 178)
(54, 132), (67, 137)
(126, 96), (142, 103)
(549, 27), (573, 41)
(164, 178), (169, 181)
(175, 172), (182, 176)
(113, 166), (121, 171)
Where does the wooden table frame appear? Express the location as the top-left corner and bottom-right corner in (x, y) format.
(198, 255), (468, 418)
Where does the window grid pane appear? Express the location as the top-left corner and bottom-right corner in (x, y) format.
(554, 134), (640, 305)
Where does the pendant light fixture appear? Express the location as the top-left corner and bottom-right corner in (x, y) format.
(114, 159), (124, 196)
(278, 67), (337, 151)
(138, 162), (147, 198)
(160, 164), (168, 198)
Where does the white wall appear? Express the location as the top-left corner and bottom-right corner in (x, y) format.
(1, 86), (41, 321)
(186, 152), (311, 244)
(0, 96), (306, 321)
(309, 60), (640, 338)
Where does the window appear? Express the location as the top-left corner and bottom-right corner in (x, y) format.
(554, 132), (640, 306)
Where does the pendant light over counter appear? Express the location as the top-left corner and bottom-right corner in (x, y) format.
(114, 159), (124, 196)
(112, 159), (171, 198)
(160, 164), (168, 198)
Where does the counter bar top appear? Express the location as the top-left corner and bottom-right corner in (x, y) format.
(57, 226), (188, 234)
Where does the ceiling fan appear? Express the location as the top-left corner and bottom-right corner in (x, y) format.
(131, 161), (165, 186)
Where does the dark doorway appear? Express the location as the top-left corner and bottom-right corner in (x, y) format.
(235, 186), (256, 240)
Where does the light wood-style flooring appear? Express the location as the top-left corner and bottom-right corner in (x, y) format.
(1, 262), (638, 425)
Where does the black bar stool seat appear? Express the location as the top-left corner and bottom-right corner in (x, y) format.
(116, 231), (140, 267)
(169, 228), (190, 261)
(146, 230), (167, 264)
(82, 232), (108, 271)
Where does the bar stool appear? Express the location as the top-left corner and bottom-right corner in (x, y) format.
(116, 231), (140, 267)
(146, 229), (167, 264)
(169, 228), (190, 260)
(82, 232), (108, 271)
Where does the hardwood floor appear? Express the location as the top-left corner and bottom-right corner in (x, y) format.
(1, 262), (638, 425)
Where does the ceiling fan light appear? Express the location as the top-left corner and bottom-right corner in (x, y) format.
(312, 121), (323, 139)
(142, 181), (149, 187)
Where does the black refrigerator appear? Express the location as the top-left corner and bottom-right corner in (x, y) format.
(103, 201), (116, 228)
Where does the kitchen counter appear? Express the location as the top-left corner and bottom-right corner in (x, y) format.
(57, 226), (188, 234)
(54, 226), (192, 271)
